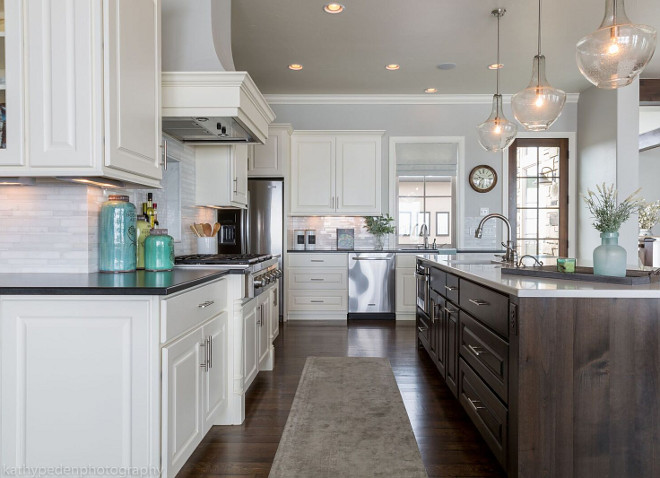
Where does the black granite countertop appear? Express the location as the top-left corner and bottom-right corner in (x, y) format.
(0, 269), (230, 295)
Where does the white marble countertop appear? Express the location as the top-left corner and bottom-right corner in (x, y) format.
(419, 253), (660, 298)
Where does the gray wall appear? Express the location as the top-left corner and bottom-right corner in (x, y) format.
(639, 147), (660, 235)
(270, 100), (578, 248)
(577, 82), (640, 263)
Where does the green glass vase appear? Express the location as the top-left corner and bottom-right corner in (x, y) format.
(593, 231), (627, 277)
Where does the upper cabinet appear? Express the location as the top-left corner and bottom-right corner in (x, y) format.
(0, 0), (24, 166)
(196, 144), (248, 209)
(248, 124), (292, 178)
(0, 0), (162, 187)
(290, 131), (383, 215)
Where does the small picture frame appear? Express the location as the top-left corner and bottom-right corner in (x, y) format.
(436, 212), (450, 236)
(336, 228), (354, 250)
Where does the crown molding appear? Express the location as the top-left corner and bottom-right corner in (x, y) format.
(264, 93), (580, 106)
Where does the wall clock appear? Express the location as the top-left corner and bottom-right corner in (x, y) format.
(468, 165), (497, 193)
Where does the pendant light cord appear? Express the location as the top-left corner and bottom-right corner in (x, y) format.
(537, 0), (542, 56)
(496, 11), (500, 95)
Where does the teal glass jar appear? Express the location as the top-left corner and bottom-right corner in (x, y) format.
(144, 229), (174, 271)
(99, 195), (136, 273)
(593, 231), (627, 277)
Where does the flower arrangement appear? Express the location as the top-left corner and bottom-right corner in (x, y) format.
(638, 200), (660, 230)
(582, 183), (642, 233)
(363, 214), (396, 236)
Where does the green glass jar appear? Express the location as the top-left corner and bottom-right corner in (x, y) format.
(144, 229), (174, 271)
(99, 195), (136, 273)
(136, 217), (151, 269)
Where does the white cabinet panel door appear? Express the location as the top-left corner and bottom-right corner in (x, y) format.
(104, 0), (162, 181)
(162, 328), (204, 478)
(395, 268), (417, 314)
(243, 301), (258, 389)
(258, 295), (270, 368)
(202, 313), (228, 433)
(250, 134), (279, 175)
(335, 136), (381, 215)
(269, 284), (279, 341)
(0, 0), (24, 166)
(291, 136), (335, 214)
(1, 298), (157, 470)
(231, 144), (249, 207)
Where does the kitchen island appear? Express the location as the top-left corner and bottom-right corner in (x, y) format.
(417, 254), (659, 478)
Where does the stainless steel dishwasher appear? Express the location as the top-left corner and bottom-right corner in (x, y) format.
(348, 252), (395, 319)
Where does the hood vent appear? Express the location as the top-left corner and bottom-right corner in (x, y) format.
(162, 72), (275, 144)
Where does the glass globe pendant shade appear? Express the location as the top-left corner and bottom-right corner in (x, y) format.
(477, 94), (518, 152)
(512, 55), (567, 131)
(576, 0), (657, 89)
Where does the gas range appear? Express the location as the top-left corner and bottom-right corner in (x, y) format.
(174, 253), (280, 298)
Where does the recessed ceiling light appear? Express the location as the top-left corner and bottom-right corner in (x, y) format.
(424, 88), (438, 94)
(437, 63), (457, 70)
(488, 63), (504, 70)
(323, 3), (345, 14)
(288, 64), (303, 71)
(385, 64), (400, 71)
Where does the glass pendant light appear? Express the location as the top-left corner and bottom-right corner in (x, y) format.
(576, 0), (657, 89)
(477, 8), (517, 153)
(512, 0), (566, 131)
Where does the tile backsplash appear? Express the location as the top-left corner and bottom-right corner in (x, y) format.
(288, 216), (394, 250)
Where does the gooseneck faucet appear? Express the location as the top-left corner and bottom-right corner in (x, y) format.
(419, 223), (430, 249)
(474, 213), (517, 263)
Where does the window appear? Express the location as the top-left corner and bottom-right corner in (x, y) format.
(397, 176), (454, 246)
(508, 138), (568, 257)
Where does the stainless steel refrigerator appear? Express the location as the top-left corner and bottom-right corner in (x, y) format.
(217, 179), (284, 317)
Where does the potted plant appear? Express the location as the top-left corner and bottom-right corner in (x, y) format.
(363, 215), (396, 250)
(582, 183), (641, 277)
(638, 199), (660, 236)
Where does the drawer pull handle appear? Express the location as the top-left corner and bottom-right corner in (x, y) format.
(445, 285), (458, 292)
(198, 300), (215, 309)
(417, 326), (427, 333)
(444, 306), (458, 314)
(468, 344), (487, 357)
(310, 300), (325, 303)
(311, 260), (325, 263)
(310, 278), (325, 281)
(469, 298), (489, 307)
(200, 341), (209, 372)
(468, 398), (486, 412)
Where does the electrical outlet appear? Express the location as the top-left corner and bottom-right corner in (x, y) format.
(480, 208), (489, 216)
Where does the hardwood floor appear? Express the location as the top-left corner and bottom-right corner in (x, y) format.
(177, 320), (506, 478)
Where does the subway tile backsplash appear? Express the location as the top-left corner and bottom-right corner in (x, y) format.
(288, 216), (394, 250)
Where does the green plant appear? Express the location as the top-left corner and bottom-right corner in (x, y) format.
(363, 214), (396, 236)
(639, 199), (660, 229)
(582, 183), (642, 233)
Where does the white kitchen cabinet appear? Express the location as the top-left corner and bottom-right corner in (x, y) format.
(242, 298), (258, 389)
(269, 283), (280, 342)
(196, 144), (248, 208)
(395, 254), (418, 319)
(0, 0), (24, 167)
(0, 296), (160, 472)
(0, 0), (162, 187)
(290, 132), (383, 215)
(202, 316), (228, 432)
(248, 124), (292, 177)
(257, 292), (271, 369)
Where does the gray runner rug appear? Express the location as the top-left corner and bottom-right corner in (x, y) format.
(269, 357), (428, 477)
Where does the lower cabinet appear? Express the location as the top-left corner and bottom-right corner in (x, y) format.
(270, 283), (280, 341)
(257, 290), (271, 368)
(243, 299), (259, 390)
(395, 254), (417, 318)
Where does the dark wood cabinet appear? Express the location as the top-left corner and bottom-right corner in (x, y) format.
(445, 301), (459, 397)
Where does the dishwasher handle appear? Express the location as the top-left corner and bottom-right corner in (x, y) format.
(352, 256), (394, 261)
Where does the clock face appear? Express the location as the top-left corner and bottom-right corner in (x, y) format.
(469, 166), (497, 193)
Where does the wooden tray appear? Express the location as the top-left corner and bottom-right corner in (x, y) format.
(500, 265), (659, 285)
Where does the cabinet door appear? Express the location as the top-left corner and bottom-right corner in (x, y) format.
(290, 135), (335, 214)
(0, 0), (24, 166)
(395, 268), (417, 314)
(1, 298), (157, 470)
(25, 0), (99, 169)
(434, 296), (447, 378)
(243, 300), (258, 389)
(202, 313), (228, 433)
(258, 294), (270, 368)
(250, 132), (280, 176)
(104, 0), (162, 181)
(445, 303), (459, 397)
(231, 144), (249, 207)
(162, 327), (204, 478)
(335, 135), (381, 214)
(269, 284), (279, 341)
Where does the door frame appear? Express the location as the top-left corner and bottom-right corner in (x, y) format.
(502, 132), (577, 258)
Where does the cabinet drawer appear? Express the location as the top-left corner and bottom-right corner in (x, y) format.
(458, 358), (507, 468)
(459, 311), (509, 403)
(288, 268), (348, 290)
(429, 267), (446, 294)
(444, 273), (460, 303)
(287, 290), (347, 312)
(161, 279), (227, 343)
(459, 280), (509, 338)
(288, 253), (347, 268)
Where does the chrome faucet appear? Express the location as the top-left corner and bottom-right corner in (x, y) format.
(474, 213), (517, 263)
(419, 223), (430, 249)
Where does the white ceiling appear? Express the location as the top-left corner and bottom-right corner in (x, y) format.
(230, 0), (660, 95)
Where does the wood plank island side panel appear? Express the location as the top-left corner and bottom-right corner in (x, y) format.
(516, 297), (660, 478)
(516, 297), (575, 478)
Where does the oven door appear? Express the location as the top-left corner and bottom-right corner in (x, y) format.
(415, 262), (429, 314)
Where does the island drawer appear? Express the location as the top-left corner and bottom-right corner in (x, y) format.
(161, 279), (227, 343)
(288, 267), (348, 290)
(459, 311), (508, 403)
(444, 273), (460, 303)
(459, 280), (509, 338)
(458, 358), (507, 468)
(288, 253), (347, 268)
(429, 267), (446, 294)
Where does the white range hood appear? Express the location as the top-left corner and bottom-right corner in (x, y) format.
(162, 71), (275, 144)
